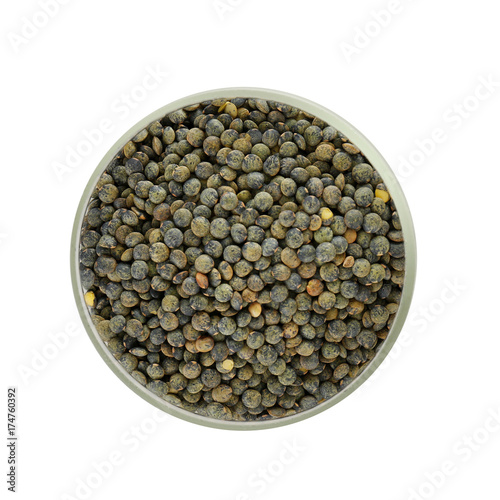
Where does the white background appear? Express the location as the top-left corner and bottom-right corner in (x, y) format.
(2, 1), (500, 499)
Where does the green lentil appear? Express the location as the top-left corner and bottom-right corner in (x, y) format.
(79, 96), (406, 422)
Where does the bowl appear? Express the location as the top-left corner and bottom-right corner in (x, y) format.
(71, 87), (417, 430)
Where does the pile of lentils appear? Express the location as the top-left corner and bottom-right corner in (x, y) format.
(79, 97), (405, 422)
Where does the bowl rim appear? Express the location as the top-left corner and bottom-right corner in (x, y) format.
(70, 87), (417, 430)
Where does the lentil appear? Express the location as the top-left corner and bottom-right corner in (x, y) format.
(79, 96), (406, 422)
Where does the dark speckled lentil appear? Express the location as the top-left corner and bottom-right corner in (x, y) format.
(79, 96), (405, 422)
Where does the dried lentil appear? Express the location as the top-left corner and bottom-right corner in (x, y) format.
(79, 96), (406, 422)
